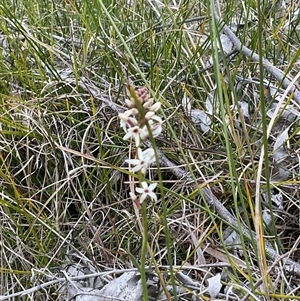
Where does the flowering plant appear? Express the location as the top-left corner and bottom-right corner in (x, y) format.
(118, 86), (162, 301)
(118, 86), (162, 204)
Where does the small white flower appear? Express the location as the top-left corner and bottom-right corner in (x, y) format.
(126, 148), (155, 174)
(123, 125), (148, 146)
(136, 181), (157, 203)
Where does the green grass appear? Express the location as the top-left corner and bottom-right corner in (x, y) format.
(0, 0), (300, 299)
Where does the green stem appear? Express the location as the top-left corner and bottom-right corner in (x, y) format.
(140, 201), (149, 301)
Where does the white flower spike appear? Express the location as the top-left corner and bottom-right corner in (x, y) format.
(136, 181), (157, 203)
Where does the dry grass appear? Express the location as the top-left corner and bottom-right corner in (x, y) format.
(0, 0), (300, 299)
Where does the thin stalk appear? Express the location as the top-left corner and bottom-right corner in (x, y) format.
(256, 0), (271, 297)
(140, 201), (149, 301)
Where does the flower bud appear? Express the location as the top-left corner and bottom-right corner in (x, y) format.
(136, 87), (150, 102)
(143, 98), (154, 109)
(145, 111), (155, 120)
(125, 98), (134, 108)
(149, 102), (161, 112)
(131, 108), (139, 115)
